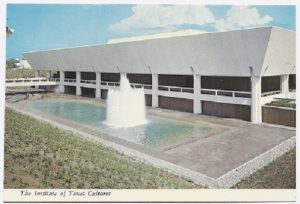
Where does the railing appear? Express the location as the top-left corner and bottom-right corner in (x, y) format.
(56, 78), (254, 99)
(158, 85), (194, 93)
(80, 80), (96, 84)
(5, 77), (54, 83)
(130, 83), (152, 89)
(60, 79), (151, 89)
(101, 81), (120, 86)
(261, 90), (282, 97)
(5, 77), (60, 87)
(49, 78), (60, 82)
(201, 88), (251, 98)
(64, 78), (76, 83)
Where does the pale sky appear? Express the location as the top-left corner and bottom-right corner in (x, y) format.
(6, 4), (295, 59)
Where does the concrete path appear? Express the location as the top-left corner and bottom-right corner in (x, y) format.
(165, 123), (294, 178)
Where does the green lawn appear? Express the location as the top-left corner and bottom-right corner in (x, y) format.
(233, 147), (296, 189)
(266, 99), (296, 109)
(4, 108), (295, 189)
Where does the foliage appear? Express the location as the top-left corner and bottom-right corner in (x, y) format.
(265, 99), (296, 109)
(6, 69), (46, 79)
(233, 148), (296, 189)
(6, 58), (18, 69)
(4, 108), (201, 189)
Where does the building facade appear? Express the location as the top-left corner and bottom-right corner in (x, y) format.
(23, 27), (296, 123)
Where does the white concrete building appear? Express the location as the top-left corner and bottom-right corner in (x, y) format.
(107, 29), (206, 44)
(23, 27), (296, 123)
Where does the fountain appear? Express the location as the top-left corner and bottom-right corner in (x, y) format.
(104, 74), (147, 127)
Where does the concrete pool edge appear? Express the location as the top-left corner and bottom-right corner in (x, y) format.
(5, 103), (296, 188)
(217, 136), (296, 188)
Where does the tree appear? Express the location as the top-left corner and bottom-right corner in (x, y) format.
(6, 58), (18, 69)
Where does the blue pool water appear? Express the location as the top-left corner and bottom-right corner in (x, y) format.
(27, 100), (215, 150)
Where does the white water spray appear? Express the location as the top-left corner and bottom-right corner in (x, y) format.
(105, 74), (147, 127)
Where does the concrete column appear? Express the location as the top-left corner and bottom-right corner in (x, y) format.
(34, 70), (40, 78)
(76, 71), (81, 96)
(152, 73), (158, 107)
(96, 72), (101, 98)
(251, 75), (262, 123)
(280, 74), (289, 97)
(46, 71), (51, 79)
(59, 71), (65, 93)
(193, 74), (201, 114)
(34, 70), (40, 88)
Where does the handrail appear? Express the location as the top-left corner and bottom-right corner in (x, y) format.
(80, 79), (96, 84)
(64, 78), (76, 83)
(101, 81), (120, 86)
(130, 83), (152, 89)
(49, 78), (60, 82)
(201, 88), (251, 98)
(6, 77), (47, 81)
(157, 86), (251, 97)
(100, 81), (152, 89)
(158, 85), (194, 93)
(261, 90), (282, 97)
(5, 77), (58, 83)
(201, 88), (251, 95)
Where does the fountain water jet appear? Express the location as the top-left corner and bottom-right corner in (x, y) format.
(104, 74), (147, 127)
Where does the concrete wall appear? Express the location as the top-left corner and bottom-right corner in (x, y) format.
(81, 87), (95, 98)
(159, 75), (193, 87)
(262, 106), (296, 127)
(39, 85), (58, 92)
(65, 71), (76, 79)
(201, 76), (251, 91)
(64, 85), (76, 95)
(101, 73), (120, 82)
(261, 76), (280, 92)
(145, 94), (152, 106)
(127, 74), (152, 84)
(159, 96), (193, 113)
(81, 72), (96, 80)
(101, 89), (108, 99)
(202, 101), (251, 121)
(289, 74), (296, 90)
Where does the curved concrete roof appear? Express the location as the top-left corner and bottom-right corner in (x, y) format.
(23, 27), (295, 77)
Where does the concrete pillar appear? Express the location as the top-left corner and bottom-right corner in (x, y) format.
(96, 72), (101, 98)
(251, 75), (262, 123)
(34, 70), (40, 88)
(76, 71), (81, 96)
(46, 71), (51, 79)
(280, 74), (289, 97)
(152, 73), (158, 107)
(193, 74), (201, 114)
(34, 70), (40, 78)
(59, 71), (65, 93)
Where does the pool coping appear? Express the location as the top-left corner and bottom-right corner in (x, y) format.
(6, 103), (296, 188)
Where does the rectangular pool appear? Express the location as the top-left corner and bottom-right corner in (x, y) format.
(26, 99), (219, 150)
